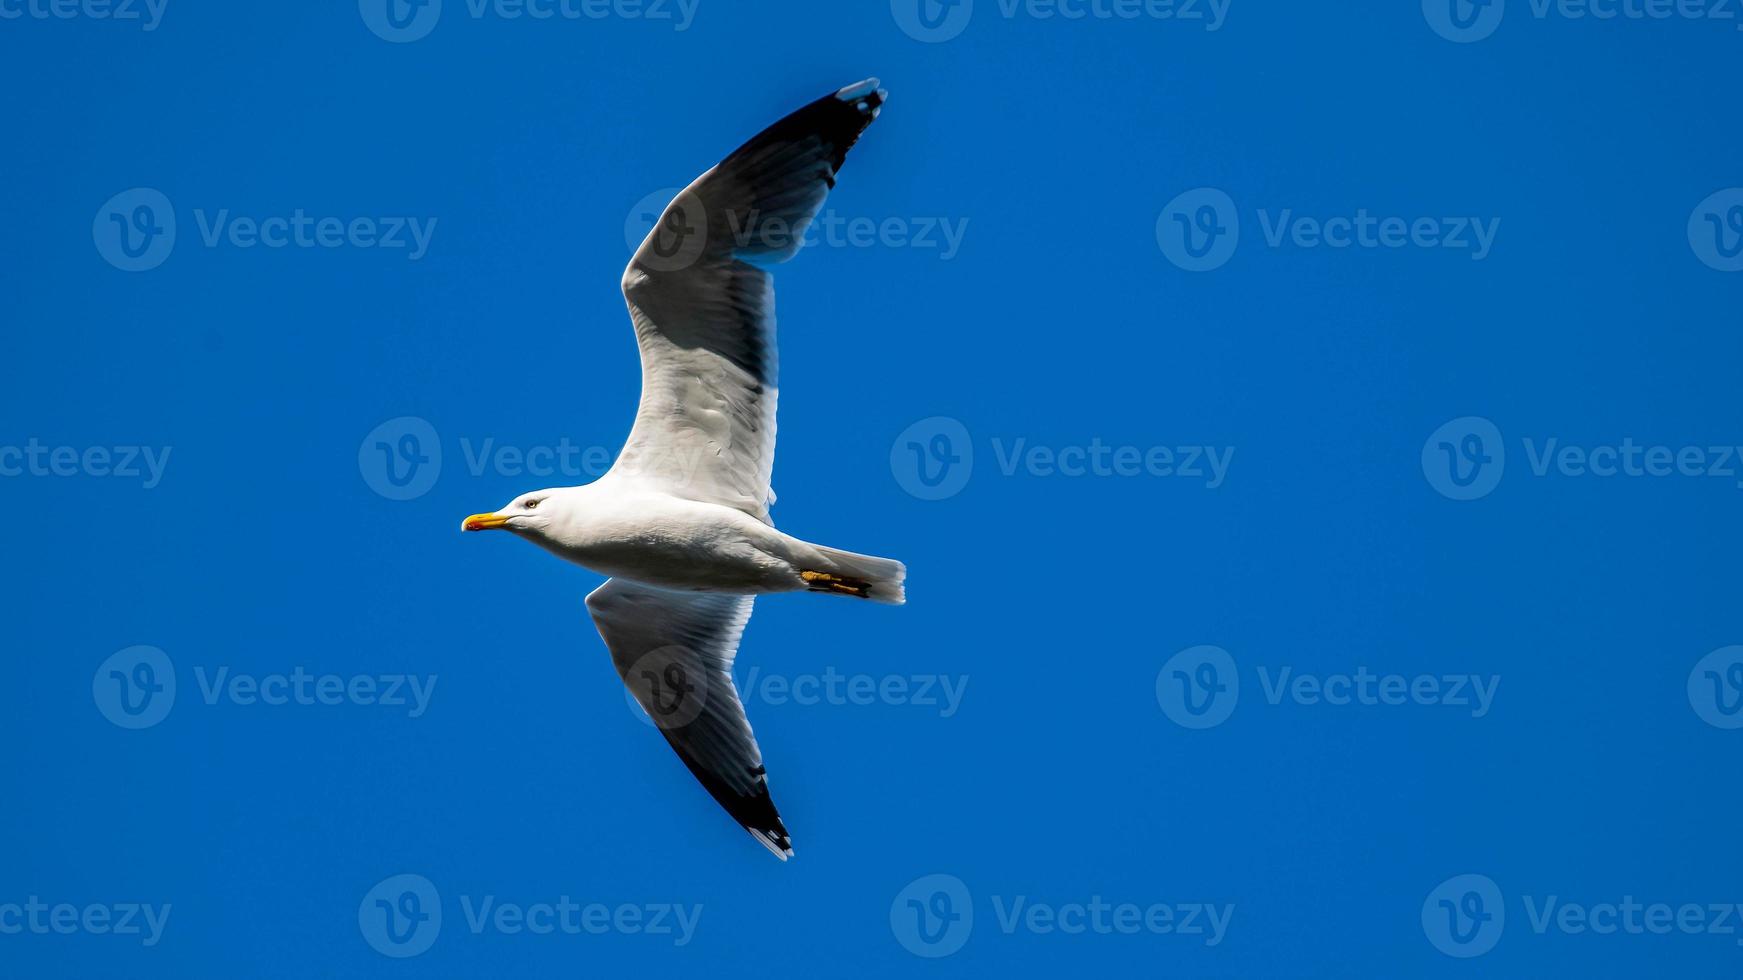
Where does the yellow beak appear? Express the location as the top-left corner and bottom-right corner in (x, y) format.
(462, 512), (511, 532)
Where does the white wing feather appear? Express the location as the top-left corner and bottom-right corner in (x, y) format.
(610, 80), (888, 522)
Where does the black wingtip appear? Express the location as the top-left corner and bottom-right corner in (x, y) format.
(749, 827), (795, 862)
(834, 77), (888, 119)
(663, 732), (794, 861)
(720, 79), (888, 181)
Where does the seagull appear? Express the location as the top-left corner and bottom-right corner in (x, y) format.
(462, 79), (904, 861)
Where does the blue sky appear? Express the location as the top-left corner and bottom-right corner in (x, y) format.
(3, 0), (1743, 976)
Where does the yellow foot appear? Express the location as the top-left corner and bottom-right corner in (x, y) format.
(801, 570), (871, 598)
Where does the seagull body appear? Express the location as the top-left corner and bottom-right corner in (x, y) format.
(462, 79), (902, 860)
(484, 479), (901, 599)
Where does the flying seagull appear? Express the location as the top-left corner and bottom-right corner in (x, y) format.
(462, 79), (904, 860)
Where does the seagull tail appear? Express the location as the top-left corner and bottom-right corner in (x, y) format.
(799, 546), (907, 605)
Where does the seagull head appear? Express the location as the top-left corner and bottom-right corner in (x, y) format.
(461, 490), (563, 536)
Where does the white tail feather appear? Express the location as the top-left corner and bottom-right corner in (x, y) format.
(804, 546), (907, 605)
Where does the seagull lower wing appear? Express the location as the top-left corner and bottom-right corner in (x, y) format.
(586, 577), (792, 859)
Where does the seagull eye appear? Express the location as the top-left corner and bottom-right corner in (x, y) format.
(524, 499), (539, 510)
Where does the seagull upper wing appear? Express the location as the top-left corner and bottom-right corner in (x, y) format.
(586, 577), (792, 859)
(611, 79), (888, 522)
